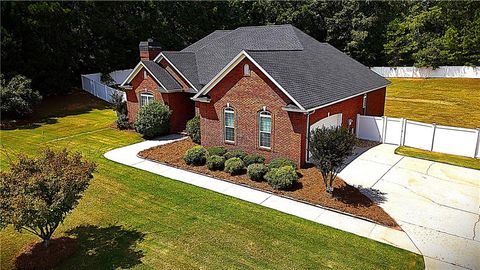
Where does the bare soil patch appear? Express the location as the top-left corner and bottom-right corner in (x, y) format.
(139, 139), (399, 228)
(14, 237), (77, 270)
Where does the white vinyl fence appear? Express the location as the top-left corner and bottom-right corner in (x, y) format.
(80, 69), (132, 103)
(371, 66), (480, 78)
(356, 114), (480, 158)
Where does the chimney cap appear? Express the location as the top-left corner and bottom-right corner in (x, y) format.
(139, 38), (162, 50)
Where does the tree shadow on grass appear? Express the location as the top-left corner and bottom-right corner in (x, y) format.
(60, 225), (145, 270)
(1, 88), (111, 131)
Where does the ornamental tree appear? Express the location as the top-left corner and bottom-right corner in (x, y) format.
(309, 126), (355, 196)
(0, 148), (96, 247)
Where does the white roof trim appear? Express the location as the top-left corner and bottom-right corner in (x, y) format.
(120, 61), (167, 91)
(193, 50), (306, 111)
(154, 53), (199, 92)
(305, 84), (390, 112)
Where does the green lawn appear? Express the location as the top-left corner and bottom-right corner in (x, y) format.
(0, 92), (424, 269)
(385, 78), (480, 129)
(395, 146), (480, 170)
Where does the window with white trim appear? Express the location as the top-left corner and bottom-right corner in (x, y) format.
(224, 107), (235, 143)
(259, 111), (272, 148)
(243, 64), (250, 77)
(140, 92), (154, 107)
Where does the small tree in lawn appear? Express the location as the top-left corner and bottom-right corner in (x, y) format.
(0, 149), (96, 247)
(309, 126), (355, 197)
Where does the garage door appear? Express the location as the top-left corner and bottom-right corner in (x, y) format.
(310, 113), (343, 133)
(308, 113), (343, 162)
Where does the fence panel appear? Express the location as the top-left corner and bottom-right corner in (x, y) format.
(356, 114), (480, 159)
(433, 126), (478, 157)
(80, 75), (125, 104)
(384, 117), (403, 145)
(356, 115), (384, 142)
(370, 66), (480, 78)
(403, 121), (434, 151)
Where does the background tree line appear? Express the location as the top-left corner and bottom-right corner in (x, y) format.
(1, 0), (479, 97)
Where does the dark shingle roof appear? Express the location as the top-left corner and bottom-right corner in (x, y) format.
(163, 24), (389, 110)
(141, 60), (181, 90)
(161, 51), (201, 90)
(247, 27), (390, 110)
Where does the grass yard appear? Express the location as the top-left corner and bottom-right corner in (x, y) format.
(0, 91), (424, 269)
(395, 146), (480, 170)
(385, 78), (480, 129)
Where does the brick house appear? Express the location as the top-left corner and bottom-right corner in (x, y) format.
(121, 25), (390, 167)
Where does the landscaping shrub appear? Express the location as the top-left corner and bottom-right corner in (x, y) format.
(264, 165), (298, 190)
(267, 158), (297, 170)
(134, 102), (171, 138)
(116, 114), (130, 130)
(309, 126), (355, 195)
(243, 153), (265, 166)
(247, 163), (269, 181)
(111, 91), (129, 129)
(183, 146), (207, 166)
(0, 74), (42, 119)
(207, 146), (227, 157)
(206, 155), (225, 171)
(186, 115), (201, 144)
(224, 149), (247, 160)
(224, 157), (245, 175)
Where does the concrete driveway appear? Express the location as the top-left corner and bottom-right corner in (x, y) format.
(339, 144), (480, 270)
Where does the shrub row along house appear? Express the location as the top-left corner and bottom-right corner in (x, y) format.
(121, 25), (390, 167)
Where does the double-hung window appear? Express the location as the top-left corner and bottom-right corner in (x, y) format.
(259, 111), (271, 148)
(224, 107), (235, 143)
(140, 93), (154, 107)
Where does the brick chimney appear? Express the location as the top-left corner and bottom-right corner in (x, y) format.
(139, 38), (162, 60)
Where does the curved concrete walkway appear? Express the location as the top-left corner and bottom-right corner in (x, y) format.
(104, 135), (419, 257)
(339, 144), (480, 270)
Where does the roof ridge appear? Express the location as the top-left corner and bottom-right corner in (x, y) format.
(190, 29), (236, 53)
(236, 24), (293, 29)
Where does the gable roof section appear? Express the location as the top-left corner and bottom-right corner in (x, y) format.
(182, 25), (303, 86)
(159, 51), (201, 90)
(193, 50), (306, 111)
(141, 60), (181, 90)
(120, 60), (181, 91)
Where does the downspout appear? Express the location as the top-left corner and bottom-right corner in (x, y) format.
(305, 111), (314, 163)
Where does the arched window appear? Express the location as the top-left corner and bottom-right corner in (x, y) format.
(224, 107), (235, 143)
(243, 64), (250, 77)
(259, 111), (272, 148)
(140, 92), (154, 107)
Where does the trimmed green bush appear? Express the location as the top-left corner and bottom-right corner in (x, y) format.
(267, 158), (297, 170)
(207, 146), (227, 157)
(264, 165), (298, 190)
(134, 102), (171, 138)
(224, 157), (245, 175)
(206, 155), (225, 171)
(186, 115), (201, 144)
(116, 114), (130, 130)
(243, 153), (265, 166)
(183, 146), (207, 166)
(247, 163), (269, 181)
(224, 150), (247, 160)
(0, 74), (42, 119)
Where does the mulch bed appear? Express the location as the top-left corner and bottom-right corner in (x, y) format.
(139, 139), (399, 229)
(14, 237), (77, 270)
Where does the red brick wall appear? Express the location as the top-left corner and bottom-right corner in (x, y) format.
(366, 87), (386, 116)
(125, 66), (195, 133)
(196, 58), (306, 166)
(196, 57), (387, 167)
